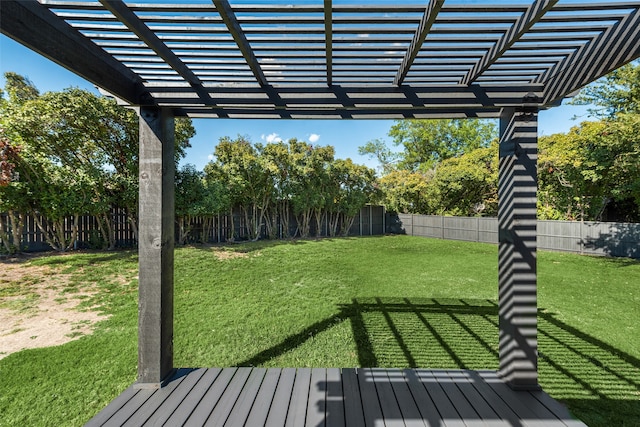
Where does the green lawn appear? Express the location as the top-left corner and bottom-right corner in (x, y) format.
(0, 235), (638, 426)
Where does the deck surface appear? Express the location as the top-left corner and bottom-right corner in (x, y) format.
(85, 368), (586, 427)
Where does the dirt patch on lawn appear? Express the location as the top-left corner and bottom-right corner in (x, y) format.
(212, 248), (251, 261)
(0, 258), (107, 360)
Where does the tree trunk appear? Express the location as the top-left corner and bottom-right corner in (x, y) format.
(340, 214), (356, 237)
(33, 215), (62, 251)
(313, 208), (326, 237)
(9, 211), (24, 253)
(127, 211), (139, 244)
(227, 209), (235, 242)
(279, 200), (290, 239)
(0, 215), (11, 253)
(64, 215), (79, 251)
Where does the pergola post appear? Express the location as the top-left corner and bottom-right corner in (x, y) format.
(497, 106), (539, 390)
(136, 106), (175, 388)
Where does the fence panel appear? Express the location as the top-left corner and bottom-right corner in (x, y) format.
(443, 216), (478, 242)
(1, 205), (387, 253)
(478, 218), (498, 243)
(538, 220), (582, 254)
(386, 212), (640, 259)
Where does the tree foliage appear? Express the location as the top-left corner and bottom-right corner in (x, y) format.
(388, 118), (497, 171)
(539, 114), (640, 221)
(204, 136), (378, 239)
(364, 118), (498, 216)
(0, 73), (194, 251)
(571, 61), (640, 118)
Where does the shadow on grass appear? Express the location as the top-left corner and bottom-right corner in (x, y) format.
(20, 249), (138, 266)
(237, 297), (640, 426)
(179, 236), (374, 255)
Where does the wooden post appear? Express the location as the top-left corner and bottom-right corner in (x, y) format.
(498, 106), (539, 390)
(137, 107), (175, 388)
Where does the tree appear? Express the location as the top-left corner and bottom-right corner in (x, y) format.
(175, 164), (207, 245)
(287, 139), (334, 238)
(571, 61), (640, 118)
(3, 72), (39, 105)
(377, 169), (434, 214)
(261, 140), (294, 238)
(0, 73), (195, 250)
(0, 126), (25, 253)
(327, 158), (378, 236)
(358, 138), (400, 174)
(431, 142), (498, 216)
(538, 115), (640, 221)
(204, 135), (274, 241)
(388, 118), (497, 171)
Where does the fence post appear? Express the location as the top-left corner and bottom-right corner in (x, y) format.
(382, 206), (386, 234)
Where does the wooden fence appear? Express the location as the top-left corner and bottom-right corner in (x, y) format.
(6, 208), (637, 259)
(0, 205), (386, 253)
(387, 213), (640, 259)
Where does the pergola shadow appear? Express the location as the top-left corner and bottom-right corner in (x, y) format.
(88, 297), (638, 425)
(237, 297), (640, 424)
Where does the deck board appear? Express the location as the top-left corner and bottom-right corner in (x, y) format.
(187, 367), (237, 425)
(205, 367), (252, 426)
(285, 368), (311, 427)
(86, 368), (587, 427)
(357, 368), (385, 427)
(305, 368), (327, 427)
(386, 370), (426, 427)
(325, 368), (346, 427)
(245, 369), (282, 426)
(224, 367), (267, 427)
(163, 367), (222, 426)
(265, 368), (296, 427)
(415, 370), (465, 427)
(371, 369), (404, 427)
(341, 368), (365, 427)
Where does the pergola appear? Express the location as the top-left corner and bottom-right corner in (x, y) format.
(2, 0), (640, 423)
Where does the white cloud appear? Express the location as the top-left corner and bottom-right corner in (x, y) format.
(308, 133), (320, 143)
(207, 154), (214, 160)
(266, 132), (282, 143)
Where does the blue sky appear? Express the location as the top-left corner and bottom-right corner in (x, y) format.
(1, 34), (593, 172)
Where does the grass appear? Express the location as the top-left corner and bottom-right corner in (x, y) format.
(0, 235), (638, 426)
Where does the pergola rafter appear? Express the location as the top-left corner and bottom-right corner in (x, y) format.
(394, 0), (444, 86)
(461, 0), (559, 86)
(212, 0), (267, 87)
(4, 0), (636, 119)
(324, 0), (332, 86)
(98, 0), (216, 108)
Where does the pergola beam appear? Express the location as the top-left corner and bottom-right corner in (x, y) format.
(0, 0), (147, 105)
(394, 0), (444, 86)
(462, 0), (558, 86)
(543, 8), (640, 105)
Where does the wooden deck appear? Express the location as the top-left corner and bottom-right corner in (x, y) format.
(85, 368), (586, 427)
